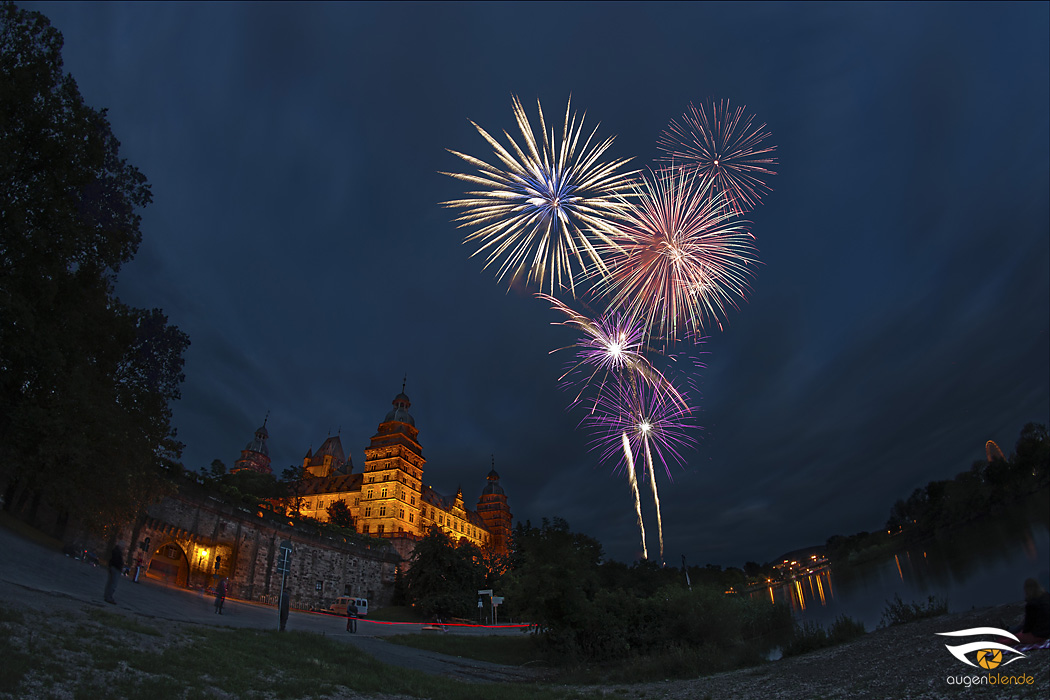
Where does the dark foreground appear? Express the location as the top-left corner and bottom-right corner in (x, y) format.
(1, 521), (1047, 699)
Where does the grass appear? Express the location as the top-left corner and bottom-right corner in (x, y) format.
(782, 615), (866, 658)
(879, 594), (949, 627)
(0, 602), (606, 700)
(386, 632), (544, 666)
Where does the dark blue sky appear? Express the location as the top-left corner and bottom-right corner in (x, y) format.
(26, 2), (1049, 567)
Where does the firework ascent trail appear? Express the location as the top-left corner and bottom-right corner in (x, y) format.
(622, 431), (648, 560)
(643, 435), (665, 565)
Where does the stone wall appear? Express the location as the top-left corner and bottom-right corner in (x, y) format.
(118, 485), (401, 611)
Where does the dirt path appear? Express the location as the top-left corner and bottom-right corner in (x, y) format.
(0, 524), (545, 685)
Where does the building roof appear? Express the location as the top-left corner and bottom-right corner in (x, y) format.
(384, 391), (415, 426)
(299, 473), (363, 496)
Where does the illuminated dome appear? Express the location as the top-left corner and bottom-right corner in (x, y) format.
(244, 423), (270, 457)
(482, 468), (504, 495)
(384, 392), (415, 426)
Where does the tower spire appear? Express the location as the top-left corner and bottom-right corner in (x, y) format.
(402, 374), (407, 394)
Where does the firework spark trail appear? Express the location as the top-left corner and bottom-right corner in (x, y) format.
(540, 294), (687, 412)
(597, 167), (759, 344)
(657, 100), (777, 215)
(585, 373), (696, 560)
(442, 96), (637, 296)
(642, 434), (665, 565)
(622, 431), (648, 560)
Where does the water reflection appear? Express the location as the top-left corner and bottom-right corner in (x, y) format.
(748, 495), (1049, 630)
(752, 567), (836, 613)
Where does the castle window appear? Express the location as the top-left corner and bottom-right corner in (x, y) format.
(379, 506), (386, 517)
(354, 498), (359, 506)
(317, 499), (325, 510)
(381, 487), (387, 498)
(409, 513), (414, 523)
(362, 525), (369, 533)
(384, 474), (390, 481)
(399, 509), (404, 519)
(304, 499), (313, 509)
(410, 496), (415, 505)
(364, 507), (372, 517)
(377, 525), (385, 535)
(367, 489), (373, 499)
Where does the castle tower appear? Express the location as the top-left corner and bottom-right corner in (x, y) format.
(232, 419), (272, 475)
(477, 462), (513, 556)
(358, 389), (425, 542)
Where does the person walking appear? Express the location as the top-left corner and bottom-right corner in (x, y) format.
(104, 544), (123, 604)
(346, 600), (358, 633)
(214, 577), (228, 614)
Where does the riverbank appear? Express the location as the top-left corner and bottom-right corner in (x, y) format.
(583, 602), (1048, 699)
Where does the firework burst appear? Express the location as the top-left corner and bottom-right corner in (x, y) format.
(584, 372), (696, 483)
(657, 99), (777, 215)
(442, 96), (636, 296)
(597, 167), (759, 343)
(585, 377), (695, 563)
(539, 294), (687, 412)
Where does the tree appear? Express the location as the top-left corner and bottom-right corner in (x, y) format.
(0, 3), (189, 535)
(280, 464), (307, 516)
(1015, 422), (1049, 482)
(404, 526), (487, 619)
(208, 459), (227, 479)
(501, 518), (603, 636)
(327, 499), (354, 528)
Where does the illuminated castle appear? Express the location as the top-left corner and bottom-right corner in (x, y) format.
(244, 389), (513, 560)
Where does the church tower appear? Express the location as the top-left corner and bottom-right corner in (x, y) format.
(232, 419), (272, 475)
(357, 387), (425, 543)
(477, 462), (513, 556)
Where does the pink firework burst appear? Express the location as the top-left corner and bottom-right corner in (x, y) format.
(657, 100), (777, 215)
(597, 167), (759, 343)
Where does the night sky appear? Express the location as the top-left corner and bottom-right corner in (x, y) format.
(24, 2), (1049, 567)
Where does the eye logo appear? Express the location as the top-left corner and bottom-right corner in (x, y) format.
(976, 649), (1002, 669)
(935, 627), (1026, 668)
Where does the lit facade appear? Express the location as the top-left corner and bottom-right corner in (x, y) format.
(282, 390), (513, 558)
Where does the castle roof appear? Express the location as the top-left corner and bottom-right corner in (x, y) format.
(383, 391), (415, 426)
(298, 473), (362, 496)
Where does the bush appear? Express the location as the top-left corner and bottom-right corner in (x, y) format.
(534, 585), (793, 666)
(782, 615), (865, 658)
(880, 594), (948, 627)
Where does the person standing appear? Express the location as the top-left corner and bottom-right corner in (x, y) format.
(104, 544), (123, 604)
(214, 577), (228, 614)
(346, 600), (358, 633)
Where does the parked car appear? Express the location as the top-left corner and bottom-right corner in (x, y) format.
(328, 596), (368, 617)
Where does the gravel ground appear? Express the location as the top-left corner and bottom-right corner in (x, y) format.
(577, 603), (1049, 700)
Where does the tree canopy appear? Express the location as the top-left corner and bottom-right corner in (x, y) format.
(1, 2), (189, 534)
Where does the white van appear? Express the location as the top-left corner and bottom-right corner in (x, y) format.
(328, 596), (368, 617)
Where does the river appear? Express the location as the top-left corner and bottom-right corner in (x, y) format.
(751, 495), (1050, 632)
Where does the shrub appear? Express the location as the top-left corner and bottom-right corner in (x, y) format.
(782, 615), (865, 657)
(880, 594), (948, 627)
